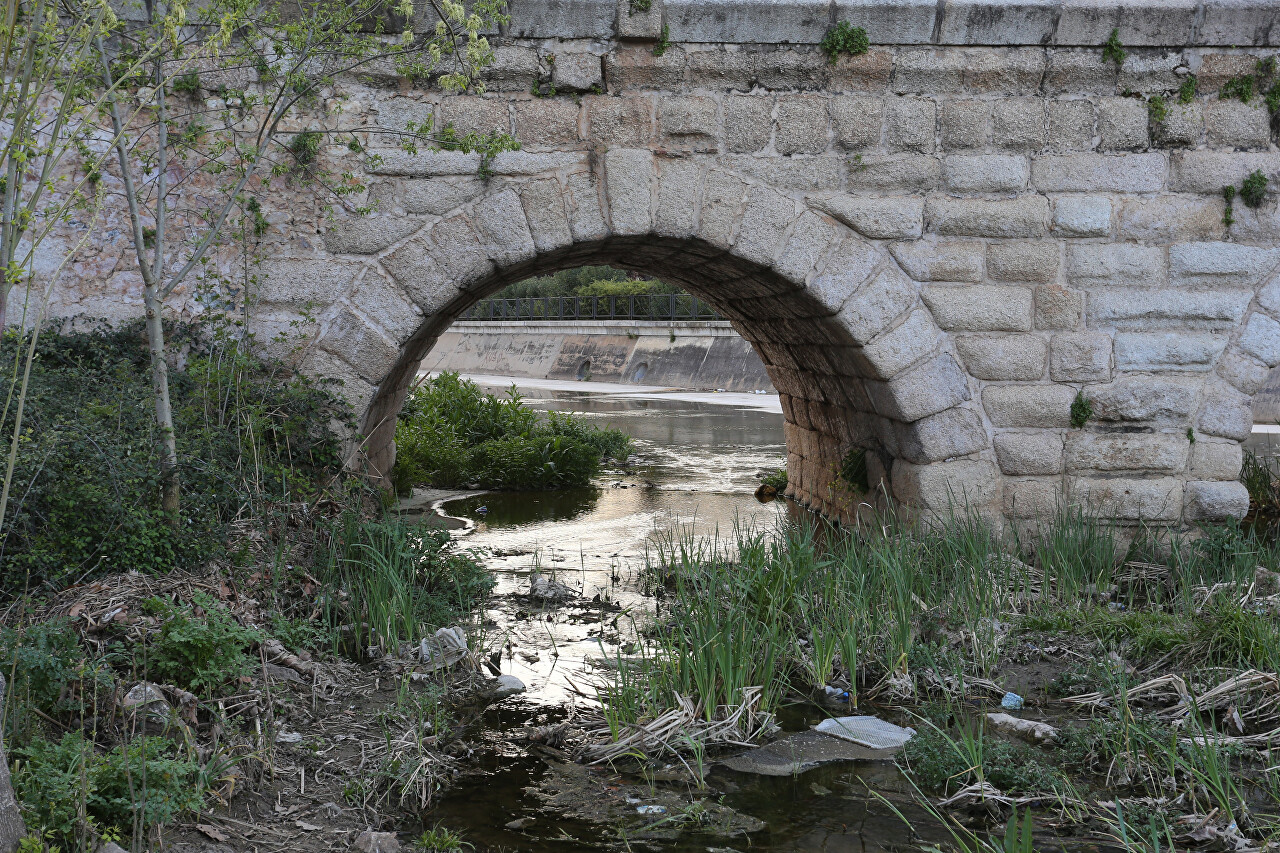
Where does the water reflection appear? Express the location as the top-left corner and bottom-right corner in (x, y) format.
(421, 382), (942, 853)
(447, 489), (602, 529)
(418, 382), (788, 705)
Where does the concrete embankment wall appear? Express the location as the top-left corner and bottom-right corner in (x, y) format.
(423, 320), (774, 392)
(1253, 366), (1280, 424)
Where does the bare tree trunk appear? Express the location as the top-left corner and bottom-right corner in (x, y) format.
(149, 47), (180, 519)
(100, 32), (181, 519)
(144, 287), (180, 515)
(0, 675), (29, 853)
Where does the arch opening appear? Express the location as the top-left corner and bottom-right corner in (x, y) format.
(358, 232), (983, 524)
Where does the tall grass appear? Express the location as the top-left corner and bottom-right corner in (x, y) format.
(317, 514), (493, 658)
(598, 507), (1280, 735)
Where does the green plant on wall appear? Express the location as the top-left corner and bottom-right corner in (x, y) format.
(1101, 28), (1126, 68)
(1178, 75), (1197, 103)
(1223, 184), (1236, 226)
(1220, 75), (1254, 103)
(1070, 392), (1094, 429)
(1147, 94), (1167, 124)
(820, 22), (869, 64)
(1241, 169), (1268, 208)
(653, 24), (671, 57)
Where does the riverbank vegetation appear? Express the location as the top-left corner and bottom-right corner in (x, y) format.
(0, 320), (348, 592)
(392, 372), (632, 493)
(591, 511), (1280, 851)
(0, 324), (495, 851)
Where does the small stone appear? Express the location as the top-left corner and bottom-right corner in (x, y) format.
(492, 674), (527, 699)
(353, 830), (401, 853)
(529, 573), (576, 602)
(986, 713), (1057, 742)
(264, 662), (303, 684)
(122, 682), (167, 710)
(122, 682), (174, 731)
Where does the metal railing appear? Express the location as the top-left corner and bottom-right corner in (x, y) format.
(457, 294), (723, 322)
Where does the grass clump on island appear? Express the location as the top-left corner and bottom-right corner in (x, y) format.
(590, 509), (1280, 850)
(0, 323), (494, 851)
(393, 372), (632, 493)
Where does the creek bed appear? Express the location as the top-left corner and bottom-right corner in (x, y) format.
(406, 382), (949, 851)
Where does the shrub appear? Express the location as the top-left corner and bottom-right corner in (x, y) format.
(394, 373), (631, 491)
(1070, 391), (1093, 428)
(572, 278), (680, 298)
(0, 320), (349, 592)
(1192, 599), (1280, 670)
(171, 71), (201, 94)
(13, 732), (203, 847)
(1178, 75), (1197, 103)
(760, 468), (788, 492)
(1240, 449), (1279, 512)
(492, 265), (629, 299)
(470, 434), (600, 490)
(143, 592), (262, 695)
(0, 620), (83, 716)
(1020, 608), (1191, 662)
(1101, 28), (1126, 68)
(540, 410), (632, 463)
(289, 130), (323, 165)
(838, 448), (868, 493)
(269, 613), (333, 655)
(1147, 95), (1167, 123)
(1220, 75), (1254, 103)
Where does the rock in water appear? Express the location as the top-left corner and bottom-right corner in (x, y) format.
(528, 573), (575, 603)
(493, 674), (526, 699)
(721, 731), (894, 776)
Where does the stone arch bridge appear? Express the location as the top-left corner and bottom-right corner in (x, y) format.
(62, 0), (1280, 529)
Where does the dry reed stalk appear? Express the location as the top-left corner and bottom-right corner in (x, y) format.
(581, 686), (775, 763)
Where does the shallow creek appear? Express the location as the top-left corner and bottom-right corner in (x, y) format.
(397, 380), (943, 851)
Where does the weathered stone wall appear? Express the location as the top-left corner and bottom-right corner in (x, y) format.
(38, 0), (1280, 529)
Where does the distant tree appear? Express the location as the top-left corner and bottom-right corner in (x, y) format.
(496, 266), (682, 300)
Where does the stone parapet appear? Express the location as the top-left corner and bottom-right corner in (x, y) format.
(482, 0), (1280, 47)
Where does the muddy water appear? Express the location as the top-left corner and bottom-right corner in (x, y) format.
(412, 382), (938, 851)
